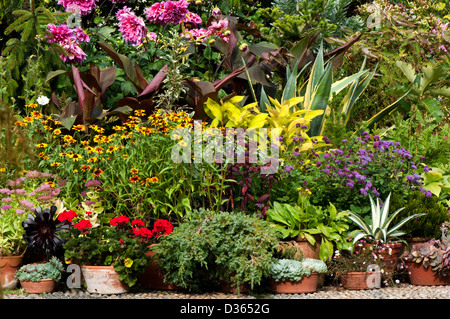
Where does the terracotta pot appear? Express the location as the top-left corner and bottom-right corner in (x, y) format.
(341, 271), (382, 290)
(220, 280), (251, 294)
(20, 278), (56, 294)
(295, 235), (321, 259)
(80, 265), (128, 294)
(361, 242), (404, 273)
(137, 250), (180, 290)
(269, 272), (320, 293)
(406, 261), (450, 286)
(0, 255), (24, 289)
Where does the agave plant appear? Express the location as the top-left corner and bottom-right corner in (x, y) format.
(346, 193), (425, 244)
(22, 205), (69, 256)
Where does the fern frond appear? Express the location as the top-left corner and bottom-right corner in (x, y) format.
(4, 11), (31, 35)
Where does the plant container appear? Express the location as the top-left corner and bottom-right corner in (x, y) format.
(295, 235), (321, 259)
(80, 265), (128, 294)
(137, 249), (180, 290)
(0, 255), (24, 289)
(405, 261), (450, 286)
(341, 272), (380, 290)
(20, 278), (56, 294)
(269, 272), (320, 293)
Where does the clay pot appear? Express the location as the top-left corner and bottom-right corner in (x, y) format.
(80, 265), (128, 294)
(295, 235), (321, 259)
(20, 278), (56, 294)
(0, 255), (24, 289)
(137, 250), (179, 290)
(341, 271), (382, 290)
(405, 261), (450, 286)
(269, 272), (320, 293)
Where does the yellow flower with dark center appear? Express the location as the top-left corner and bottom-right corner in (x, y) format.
(36, 143), (48, 148)
(85, 146), (95, 153)
(38, 152), (45, 158)
(73, 169), (78, 173)
(134, 109), (145, 117)
(69, 153), (82, 161)
(87, 157), (99, 163)
(73, 124), (85, 132)
(113, 125), (126, 131)
(25, 103), (38, 108)
(23, 117), (34, 123)
(89, 124), (105, 134)
(14, 121), (27, 127)
(31, 111), (43, 119)
(53, 129), (62, 135)
(46, 181), (55, 188)
(94, 146), (104, 154)
(80, 140), (90, 146)
(150, 176), (159, 183)
(59, 152), (68, 157)
(81, 165), (91, 172)
(93, 168), (104, 177)
(63, 135), (76, 144)
(0, 168), (6, 172)
(129, 175), (140, 184)
(130, 168), (139, 174)
(50, 162), (61, 167)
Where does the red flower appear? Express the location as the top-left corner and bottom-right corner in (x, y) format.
(131, 219), (145, 227)
(109, 215), (130, 226)
(130, 227), (153, 238)
(57, 210), (77, 223)
(74, 219), (92, 231)
(152, 219), (174, 237)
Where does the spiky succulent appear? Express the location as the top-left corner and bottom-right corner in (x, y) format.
(22, 205), (69, 256)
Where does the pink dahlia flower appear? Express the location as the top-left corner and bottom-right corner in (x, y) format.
(116, 6), (147, 46)
(47, 24), (89, 64)
(183, 12), (202, 27)
(145, 0), (189, 25)
(57, 0), (97, 16)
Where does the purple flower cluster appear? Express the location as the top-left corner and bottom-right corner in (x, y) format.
(285, 132), (430, 209)
(57, 0), (97, 16)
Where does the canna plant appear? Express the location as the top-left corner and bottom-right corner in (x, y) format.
(345, 193), (425, 244)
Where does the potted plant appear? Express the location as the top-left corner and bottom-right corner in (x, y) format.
(61, 210), (161, 294)
(326, 245), (387, 290)
(266, 194), (352, 261)
(345, 192), (425, 269)
(22, 205), (69, 262)
(152, 209), (280, 294)
(0, 209), (28, 289)
(268, 258), (328, 293)
(403, 223), (450, 286)
(14, 256), (64, 294)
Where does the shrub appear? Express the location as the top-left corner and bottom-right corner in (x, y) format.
(152, 208), (280, 293)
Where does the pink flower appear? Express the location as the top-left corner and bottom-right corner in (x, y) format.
(57, 0), (97, 16)
(147, 32), (158, 41)
(183, 12), (202, 27)
(46, 24), (89, 64)
(183, 28), (209, 41)
(145, 0), (189, 25)
(116, 6), (147, 46)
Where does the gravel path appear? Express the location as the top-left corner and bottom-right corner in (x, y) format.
(3, 283), (449, 299)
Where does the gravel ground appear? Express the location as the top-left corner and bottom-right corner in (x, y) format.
(3, 283), (449, 299)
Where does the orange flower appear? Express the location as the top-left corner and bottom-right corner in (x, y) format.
(93, 168), (104, 177)
(81, 165), (91, 171)
(129, 175), (140, 184)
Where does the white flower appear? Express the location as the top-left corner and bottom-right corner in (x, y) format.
(36, 95), (50, 105)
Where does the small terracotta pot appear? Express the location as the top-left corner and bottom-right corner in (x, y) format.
(20, 278), (56, 294)
(269, 272), (320, 293)
(81, 265), (128, 294)
(340, 272), (381, 290)
(406, 261), (450, 286)
(0, 255), (24, 289)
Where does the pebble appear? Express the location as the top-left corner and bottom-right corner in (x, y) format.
(2, 283), (449, 299)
